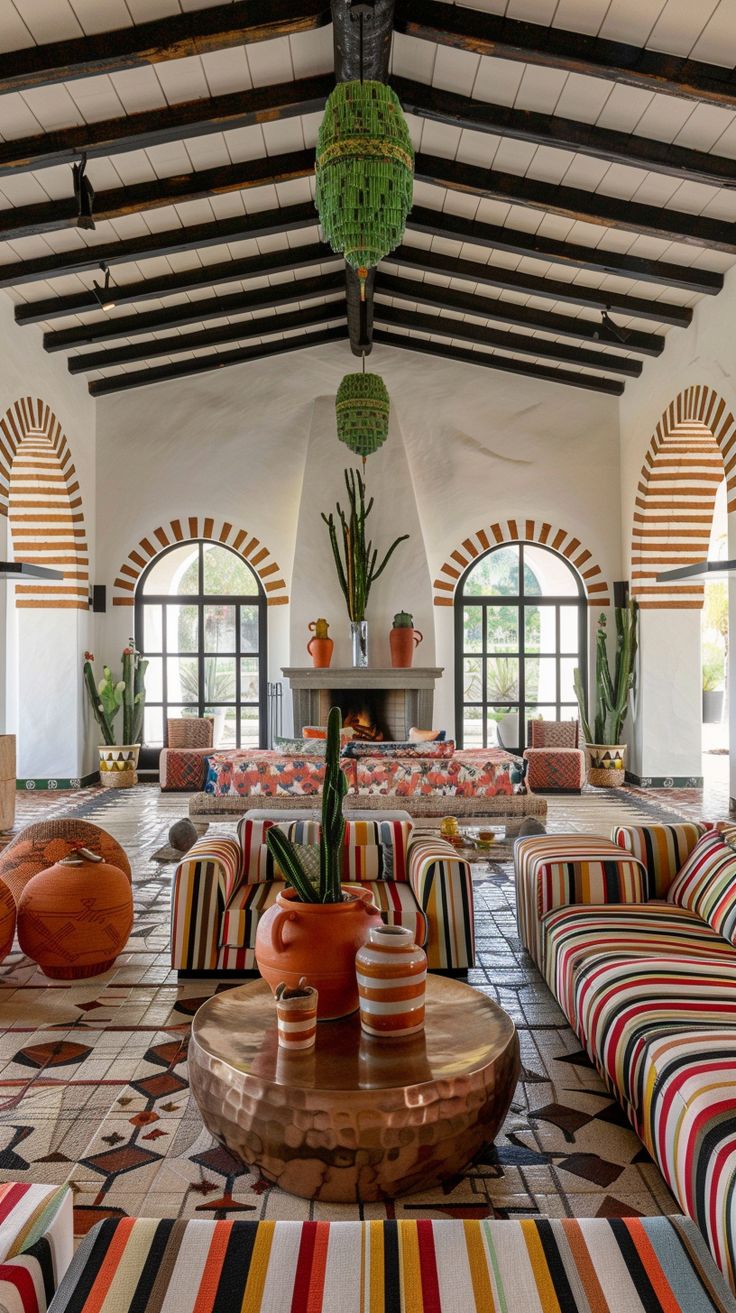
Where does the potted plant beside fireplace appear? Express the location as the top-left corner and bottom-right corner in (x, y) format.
(83, 643), (148, 787)
(573, 600), (638, 787)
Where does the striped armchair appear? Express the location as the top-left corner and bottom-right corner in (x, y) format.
(171, 811), (474, 976)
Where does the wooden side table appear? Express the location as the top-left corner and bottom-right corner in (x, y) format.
(189, 975), (519, 1202)
(0, 735), (15, 833)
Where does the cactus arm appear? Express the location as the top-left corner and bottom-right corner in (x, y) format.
(83, 659), (117, 744)
(266, 829), (320, 903)
(572, 668), (593, 744)
(132, 656), (148, 744)
(122, 649), (134, 744)
(320, 705), (347, 902)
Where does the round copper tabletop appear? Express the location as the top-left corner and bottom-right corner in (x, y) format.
(189, 976), (519, 1202)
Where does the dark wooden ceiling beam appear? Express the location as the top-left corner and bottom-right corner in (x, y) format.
(0, 75), (333, 178)
(333, 0), (396, 357)
(44, 270), (344, 352)
(373, 326), (624, 395)
(417, 152), (736, 254)
(395, 0), (736, 112)
(0, 0), (330, 95)
(68, 299), (345, 373)
(407, 205), (722, 295)
(0, 150), (314, 243)
(395, 76), (736, 191)
(0, 201), (317, 289)
(15, 241), (336, 325)
(377, 271), (663, 355)
(375, 300), (640, 376)
(388, 244), (692, 328)
(88, 323), (348, 396)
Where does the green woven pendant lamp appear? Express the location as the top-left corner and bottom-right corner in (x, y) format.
(315, 79), (414, 298)
(336, 369), (390, 464)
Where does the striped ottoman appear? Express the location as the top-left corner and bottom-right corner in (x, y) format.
(49, 1215), (735, 1312)
(0, 1182), (73, 1313)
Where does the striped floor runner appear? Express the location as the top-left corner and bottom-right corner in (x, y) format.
(50, 1215), (736, 1313)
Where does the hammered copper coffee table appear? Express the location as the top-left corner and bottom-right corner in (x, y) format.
(189, 975), (520, 1203)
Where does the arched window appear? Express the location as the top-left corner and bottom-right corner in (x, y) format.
(454, 541), (586, 752)
(135, 540), (267, 754)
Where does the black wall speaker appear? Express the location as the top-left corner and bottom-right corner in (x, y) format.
(613, 580), (629, 609)
(92, 584), (107, 613)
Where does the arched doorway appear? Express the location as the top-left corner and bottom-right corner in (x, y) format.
(134, 539), (268, 762)
(454, 541), (587, 752)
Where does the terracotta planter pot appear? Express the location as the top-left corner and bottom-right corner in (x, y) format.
(255, 887), (382, 1020)
(389, 626), (423, 669)
(307, 636), (334, 669)
(17, 851), (133, 979)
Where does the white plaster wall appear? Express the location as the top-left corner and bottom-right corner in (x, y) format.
(618, 267), (736, 785)
(0, 291), (96, 779)
(96, 339), (621, 740)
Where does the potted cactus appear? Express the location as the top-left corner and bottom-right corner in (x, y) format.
(573, 600), (638, 787)
(389, 610), (423, 668)
(83, 642), (148, 787)
(254, 706), (382, 1018)
(322, 468), (409, 667)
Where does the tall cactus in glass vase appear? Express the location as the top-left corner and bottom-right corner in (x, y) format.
(573, 600), (638, 746)
(321, 468), (409, 622)
(265, 706), (348, 903)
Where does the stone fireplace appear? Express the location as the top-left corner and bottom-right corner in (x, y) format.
(282, 668), (443, 740)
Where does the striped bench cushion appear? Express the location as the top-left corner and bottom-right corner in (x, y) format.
(668, 829), (736, 944)
(0, 1182), (73, 1313)
(238, 818), (413, 883)
(543, 902), (735, 1026)
(48, 1215), (736, 1312)
(222, 881), (427, 950)
(613, 822), (711, 898)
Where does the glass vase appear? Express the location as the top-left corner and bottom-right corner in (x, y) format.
(350, 620), (368, 668)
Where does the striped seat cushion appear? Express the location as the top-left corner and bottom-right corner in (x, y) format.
(238, 818), (412, 883)
(668, 829), (736, 943)
(0, 1182), (74, 1313)
(638, 1029), (736, 1291)
(222, 881), (427, 950)
(613, 822), (711, 897)
(48, 1215), (736, 1313)
(543, 902), (735, 1024)
(570, 953), (736, 1118)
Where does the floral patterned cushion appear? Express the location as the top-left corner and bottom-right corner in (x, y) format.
(344, 739), (455, 758)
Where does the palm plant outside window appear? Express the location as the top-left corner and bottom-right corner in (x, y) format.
(135, 541), (266, 757)
(455, 542), (586, 752)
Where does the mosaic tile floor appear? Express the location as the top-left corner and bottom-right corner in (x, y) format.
(0, 782), (727, 1238)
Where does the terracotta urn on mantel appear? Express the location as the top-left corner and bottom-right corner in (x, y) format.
(389, 611), (423, 669)
(307, 618), (334, 669)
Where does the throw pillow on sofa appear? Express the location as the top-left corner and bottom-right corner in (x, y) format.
(344, 739), (455, 759)
(668, 827), (736, 943)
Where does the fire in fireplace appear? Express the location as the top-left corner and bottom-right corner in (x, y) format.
(322, 690), (388, 740)
(343, 703), (384, 742)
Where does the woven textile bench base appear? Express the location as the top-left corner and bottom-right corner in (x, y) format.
(188, 791), (548, 823)
(49, 1215), (735, 1313)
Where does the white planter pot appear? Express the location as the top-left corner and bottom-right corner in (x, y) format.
(98, 744), (140, 788)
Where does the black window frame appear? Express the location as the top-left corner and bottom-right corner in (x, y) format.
(134, 539), (268, 766)
(454, 541), (587, 752)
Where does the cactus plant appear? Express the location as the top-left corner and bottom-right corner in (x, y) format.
(321, 468), (409, 622)
(266, 706), (348, 903)
(83, 641), (149, 746)
(573, 600), (638, 746)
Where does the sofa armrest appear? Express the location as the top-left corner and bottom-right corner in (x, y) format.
(0, 1183), (73, 1313)
(611, 822), (711, 898)
(514, 835), (648, 968)
(170, 837), (243, 971)
(407, 838), (474, 970)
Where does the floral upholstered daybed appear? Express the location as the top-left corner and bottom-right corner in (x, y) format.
(514, 821), (736, 1291)
(181, 738), (547, 821)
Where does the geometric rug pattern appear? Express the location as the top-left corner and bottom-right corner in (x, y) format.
(0, 781), (722, 1238)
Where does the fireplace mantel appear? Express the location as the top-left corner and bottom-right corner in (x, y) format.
(281, 668), (443, 738)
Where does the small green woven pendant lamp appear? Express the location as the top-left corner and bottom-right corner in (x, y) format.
(336, 369), (390, 465)
(316, 79), (414, 299)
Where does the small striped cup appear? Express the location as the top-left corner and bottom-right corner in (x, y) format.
(274, 978), (318, 1050)
(356, 925), (427, 1037)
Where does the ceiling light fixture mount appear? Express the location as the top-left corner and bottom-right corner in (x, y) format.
(594, 305), (631, 344)
(72, 152), (95, 230)
(93, 261), (115, 312)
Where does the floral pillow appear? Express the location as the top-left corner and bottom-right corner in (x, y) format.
(344, 739), (455, 759)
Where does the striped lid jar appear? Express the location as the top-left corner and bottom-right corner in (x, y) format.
(356, 925), (427, 1038)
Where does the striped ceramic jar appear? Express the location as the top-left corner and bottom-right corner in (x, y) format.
(356, 925), (427, 1037)
(274, 980), (318, 1050)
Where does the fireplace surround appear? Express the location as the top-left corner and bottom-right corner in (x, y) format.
(282, 668), (443, 740)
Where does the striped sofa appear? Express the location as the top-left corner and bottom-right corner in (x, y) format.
(513, 820), (736, 1291)
(171, 812), (474, 975)
(0, 1182), (73, 1313)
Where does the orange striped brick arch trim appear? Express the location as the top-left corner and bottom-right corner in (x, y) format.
(0, 397), (90, 609)
(631, 386), (736, 609)
(432, 519), (610, 608)
(112, 517), (289, 607)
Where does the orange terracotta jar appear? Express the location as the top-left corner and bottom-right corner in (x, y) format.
(0, 878), (15, 961)
(17, 849), (133, 980)
(307, 620), (334, 669)
(255, 886), (382, 1020)
(389, 626), (423, 668)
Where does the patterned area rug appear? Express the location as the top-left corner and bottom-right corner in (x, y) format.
(0, 783), (720, 1238)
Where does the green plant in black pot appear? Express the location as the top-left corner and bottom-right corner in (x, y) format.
(265, 705), (347, 903)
